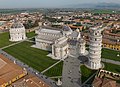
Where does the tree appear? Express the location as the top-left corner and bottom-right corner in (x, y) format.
(33, 20), (39, 27)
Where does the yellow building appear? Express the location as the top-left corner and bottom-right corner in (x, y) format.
(103, 43), (120, 50)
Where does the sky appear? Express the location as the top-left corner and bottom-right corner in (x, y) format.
(0, 0), (120, 8)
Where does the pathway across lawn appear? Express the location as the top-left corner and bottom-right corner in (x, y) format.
(102, 58), (120, 66)
(43, 62), (63, 77)
(81, 65), (96, 83)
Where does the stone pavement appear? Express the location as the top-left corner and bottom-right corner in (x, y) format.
(62, 55), (82, 87)
(102, 58), (120, 66)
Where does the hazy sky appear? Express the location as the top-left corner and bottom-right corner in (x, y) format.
(0, 0), (120, 8)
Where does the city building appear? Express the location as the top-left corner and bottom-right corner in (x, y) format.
(9, 22), (27, 42)
(92, 69), (120, 87)
(33, 26), (87, 60)
(33, 26), (70, 60)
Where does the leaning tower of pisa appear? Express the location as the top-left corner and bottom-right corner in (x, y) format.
(87, 27), (103, 69)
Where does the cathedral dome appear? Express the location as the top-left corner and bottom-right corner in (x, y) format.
(70, 29), (81, 40)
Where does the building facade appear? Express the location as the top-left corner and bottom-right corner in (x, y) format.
(9, 22), (27, 42)
(33, 26), (86, 60)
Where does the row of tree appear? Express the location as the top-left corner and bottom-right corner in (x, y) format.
(23, 20), (39, 29)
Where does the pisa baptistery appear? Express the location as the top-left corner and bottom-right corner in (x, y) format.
(9, 22), (27, 42)
(88, 27), (103, 69)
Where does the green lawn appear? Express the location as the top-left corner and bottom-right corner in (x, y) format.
(102, 48), (120, 61)
(44, 62), (63, 77)
(103, 62), (120, 73)
(3, 41), (58, 72)
(103, 62), (120, 83)
(81, 63), (120, 84)
(92, 9), (120, 14)
(0, 32), (14, 48)
(81, 65), (97, 83)
(26, 31), (36, 38)
(0, 31), (36, 48)
(44, 63), (96, 83)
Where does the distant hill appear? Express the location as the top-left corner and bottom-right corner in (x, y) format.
(96, 3), (120, 9)
(65, 3), (120, 9)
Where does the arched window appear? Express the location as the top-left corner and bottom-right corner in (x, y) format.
(95, 38), (97, 41)
(95, 33), (97, 35)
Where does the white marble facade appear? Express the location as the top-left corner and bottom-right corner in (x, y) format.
(87, 27), (103, 69)
(33, 26), (86, 60)
(9, 22), (27, 41)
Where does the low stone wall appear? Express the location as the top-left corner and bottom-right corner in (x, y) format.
(98, 69), (120, 80)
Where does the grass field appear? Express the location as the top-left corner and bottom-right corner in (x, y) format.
(44, 63), (97, 83)
(26, 31), (36, 38)
(102, 48), (120, 61)
(81, 65), (96, 83)
(91, 9), (120, 14)
(80, 62), (120, 84)
(3, 41), (58, 72)
(103, 62), (120, 83)
(103, 62), (120, 73)
(44, 62), (63, 77)
(0, 32), (14, 48)
(87, 47), (120, 62)
(0, 31), (36, 48)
